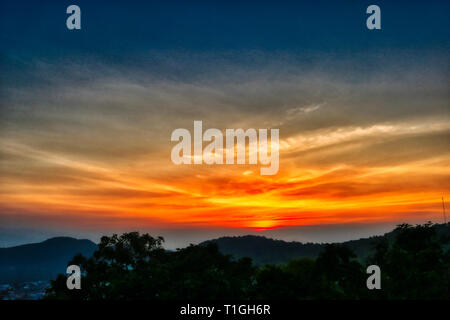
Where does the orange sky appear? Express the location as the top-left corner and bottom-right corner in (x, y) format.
(1, 122), (448, 231)
(0, 58), (449, 237)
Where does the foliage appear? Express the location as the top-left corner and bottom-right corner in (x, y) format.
(45, 223), (449, 300)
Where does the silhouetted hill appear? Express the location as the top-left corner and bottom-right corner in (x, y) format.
(203, 223), (450, 265)
(1, 223), (448, 283)
(0, 237), (97, 283)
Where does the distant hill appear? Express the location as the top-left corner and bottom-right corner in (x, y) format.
(1, 223), (448, 283)
(0, 237), (97, 283)
(202, 235), (372, 265)
(202, 223), (450, 265)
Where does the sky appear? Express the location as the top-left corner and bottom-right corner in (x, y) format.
(0, 0), (449, 248)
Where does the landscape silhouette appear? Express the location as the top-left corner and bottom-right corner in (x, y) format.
(42, 222), (449, 300)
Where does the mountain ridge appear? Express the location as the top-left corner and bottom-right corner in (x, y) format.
(1, 223), (448, 282)
(0, 237), (97, 283)
(201, 223), (449, 265)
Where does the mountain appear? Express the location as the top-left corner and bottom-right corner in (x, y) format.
(202, 223), (450, 265)
(1, 223), (448, 283)
(0, 237), (97, 283)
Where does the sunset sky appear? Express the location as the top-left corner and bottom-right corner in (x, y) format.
(1, 0), (449, 248)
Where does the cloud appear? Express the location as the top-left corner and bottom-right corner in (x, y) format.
(0, 51), (448, 234)
(285, 103), (323, 118)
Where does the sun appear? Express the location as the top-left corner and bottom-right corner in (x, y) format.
(249, 220), (280, 231)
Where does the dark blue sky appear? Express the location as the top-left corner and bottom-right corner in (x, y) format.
(1, 0), (449, 90)
(1, 0), (449, 59)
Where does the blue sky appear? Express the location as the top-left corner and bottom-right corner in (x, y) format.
(1, 0), (449, 59)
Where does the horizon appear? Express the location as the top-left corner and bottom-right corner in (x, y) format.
(1, 220), (446, 250)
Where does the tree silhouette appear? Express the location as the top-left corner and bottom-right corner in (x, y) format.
(45, 223), (449, 300)
(368, 222), (449, 299)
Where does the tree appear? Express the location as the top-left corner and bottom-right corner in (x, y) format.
(45, 232), (255, 300)
(368, 222), (450, 299)
(45, 223), (449, 300)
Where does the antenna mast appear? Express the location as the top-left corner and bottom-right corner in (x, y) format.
(442, 196), (447, 224)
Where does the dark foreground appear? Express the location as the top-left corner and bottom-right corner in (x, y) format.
(43, 223), (449, 300)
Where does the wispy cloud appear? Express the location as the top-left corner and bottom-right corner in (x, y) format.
(0, 53), (449, 232)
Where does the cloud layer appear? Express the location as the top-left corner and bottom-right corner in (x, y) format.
(0, 52), (449, 242)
